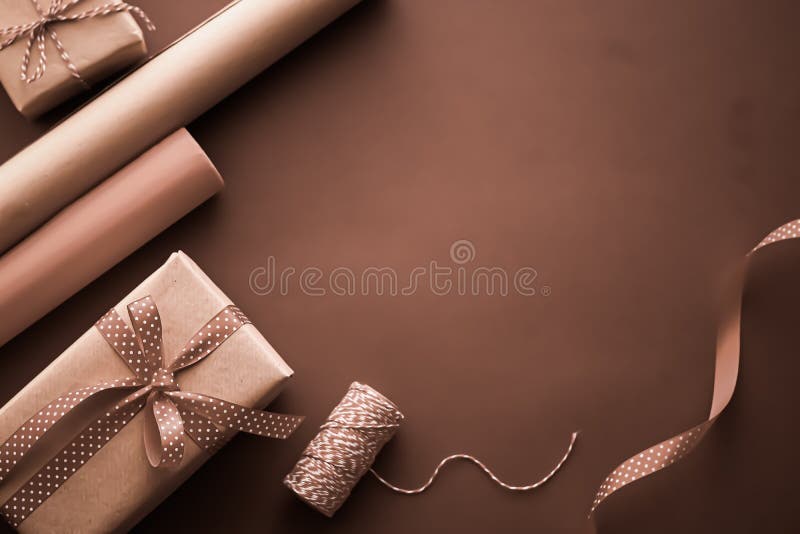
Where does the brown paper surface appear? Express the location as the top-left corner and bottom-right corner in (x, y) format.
(0, 0), (147, 118)
(0, 252), (294, 533)
(0, 0), (362, 254)
(0, 128), (223, 348)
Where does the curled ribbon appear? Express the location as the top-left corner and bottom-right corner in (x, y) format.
(591, 219), (800, 515)
(0, 0), (155, 85)
(0, 295), (304, 528)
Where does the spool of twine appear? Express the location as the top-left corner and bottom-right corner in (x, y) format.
(284, 382), (403, 517)
(284, 382), (578, 517)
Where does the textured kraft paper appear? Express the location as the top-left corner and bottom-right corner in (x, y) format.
(0, 0), (147, 118)
(0, 128), (224, 348)
(0, 0), (362, 254)
(0, 252), (294, 533)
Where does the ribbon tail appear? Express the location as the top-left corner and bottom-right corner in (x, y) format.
(178, 407), (236, 455)
(590, 420), (713, 515)
(168, 391), (304, 440)
(0, 378), (141, 483)
(0, 393), (147, 528)
(590, 218), (800, 516)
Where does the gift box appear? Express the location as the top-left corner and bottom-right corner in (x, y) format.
(0, 251), (299, 533)
(0, 0), (150, 118)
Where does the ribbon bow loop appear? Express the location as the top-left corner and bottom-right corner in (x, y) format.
(96, 295), (305, 468)
(0, 0), (154, 85)
(144, 391), (184, 467)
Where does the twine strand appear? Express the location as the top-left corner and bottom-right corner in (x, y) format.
(369, 431), (579, 494)
(284, 382), (579, 517)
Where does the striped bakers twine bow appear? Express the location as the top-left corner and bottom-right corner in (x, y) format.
(0, 295), (304, 528)
(0, 0), (155, 85)
(284, 382), (578, 517)
(591, 219), (800, 515)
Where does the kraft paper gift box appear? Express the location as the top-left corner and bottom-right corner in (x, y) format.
(0, 0), (149, 118)
(0, 251), (296, 533)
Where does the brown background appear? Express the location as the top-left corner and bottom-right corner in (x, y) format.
(1, 0), (799, 532)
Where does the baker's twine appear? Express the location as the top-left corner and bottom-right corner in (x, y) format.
(284, 382), (578, 517)
(0, 0), (154, 84)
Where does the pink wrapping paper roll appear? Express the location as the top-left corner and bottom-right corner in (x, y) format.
(0, 128), (223, 347)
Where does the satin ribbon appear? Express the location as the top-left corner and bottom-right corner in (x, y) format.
(0, 0), (155, 84)
(591, 219), (800, 514)
(0, 295), (304, 528)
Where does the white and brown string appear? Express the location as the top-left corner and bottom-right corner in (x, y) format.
(284, 382), (578, 517)
(0, 0), (154, 84)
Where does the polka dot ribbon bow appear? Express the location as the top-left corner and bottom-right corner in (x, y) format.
(0, 0), (155, 85)
(0, 296), (304, 528)
(591, 219), (800, 515)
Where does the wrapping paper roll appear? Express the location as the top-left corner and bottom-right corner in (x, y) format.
(0, 128), (223, 347)
(0, 0), (362, 252)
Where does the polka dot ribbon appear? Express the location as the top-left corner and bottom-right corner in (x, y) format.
(0, 295), (303, 528)
(591, 219), (800, 515)
(0, 0), (155, 85)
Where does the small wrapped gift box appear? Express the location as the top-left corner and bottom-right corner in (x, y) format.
(0, 252), (302, 533)
(0, 0), (152, 118)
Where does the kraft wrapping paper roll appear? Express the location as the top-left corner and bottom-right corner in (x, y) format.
(0, 128), (223, 347)
(0, 0), (362, 252)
